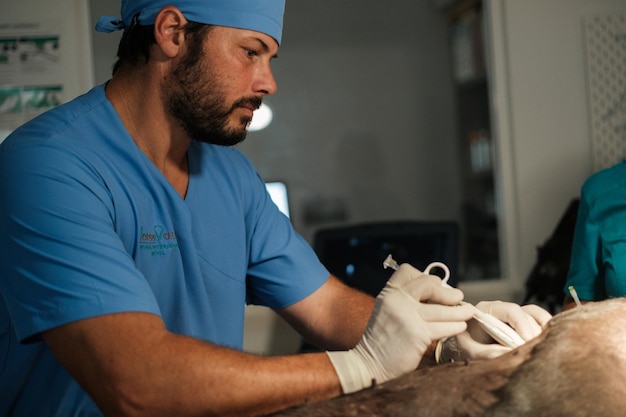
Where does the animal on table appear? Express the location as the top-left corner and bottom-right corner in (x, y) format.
(268, 298), (626, 417)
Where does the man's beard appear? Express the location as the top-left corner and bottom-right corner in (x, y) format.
(165, 43), (261, 146)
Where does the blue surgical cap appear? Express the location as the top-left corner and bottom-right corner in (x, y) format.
(96, 0), (285, 45)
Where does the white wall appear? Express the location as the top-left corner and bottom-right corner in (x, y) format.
(239, 1), (462, 243)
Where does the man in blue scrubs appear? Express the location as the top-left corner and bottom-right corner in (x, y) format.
(0, 1), (551, 415)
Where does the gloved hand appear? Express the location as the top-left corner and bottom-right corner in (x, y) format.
(326, 263), (475, 394)
(441, 301), (553, 361)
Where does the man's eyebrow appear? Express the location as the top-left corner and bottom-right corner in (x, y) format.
(252, 37), (279, 59)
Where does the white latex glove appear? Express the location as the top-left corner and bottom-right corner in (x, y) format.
(326, 264), (475, 394)
(445, 301), (552, 361)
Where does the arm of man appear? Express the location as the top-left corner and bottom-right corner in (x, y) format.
(276, 274), (374, 351)
(42, 311), (342, 417)
(43, 269), (473, 416)
(43, 277), (374, 416)
(40, 276), (374, 417)
(275, 275), (448, 365)
(276, 275), (440, 365)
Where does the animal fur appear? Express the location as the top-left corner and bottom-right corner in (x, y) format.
(269, 299), (626, 417)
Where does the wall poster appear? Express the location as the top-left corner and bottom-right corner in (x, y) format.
(0, 0), (94, 144)
(0, 21), (65, 142)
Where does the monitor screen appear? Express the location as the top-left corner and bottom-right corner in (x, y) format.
(265, 181), (290, 218)
(313, 221), (459, 296)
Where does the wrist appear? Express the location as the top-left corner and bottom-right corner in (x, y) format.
(326, 350), (373, 394)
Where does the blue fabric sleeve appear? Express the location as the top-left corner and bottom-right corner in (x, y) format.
(0, 137), (161, 343)
(242, 171), (330, 309)
(564, 191), (604, 301)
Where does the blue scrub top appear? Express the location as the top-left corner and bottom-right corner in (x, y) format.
(565, 161), (626, 300)
(0, 84), (329, 415)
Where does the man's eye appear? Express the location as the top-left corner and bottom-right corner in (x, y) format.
(246, 49), (258, 57)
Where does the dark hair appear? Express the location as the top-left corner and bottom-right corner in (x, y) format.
(111, 16), (211, 75)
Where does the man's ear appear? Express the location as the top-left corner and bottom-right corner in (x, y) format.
(153, 6), (187, 58)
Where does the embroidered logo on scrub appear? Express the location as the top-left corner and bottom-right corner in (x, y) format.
(139, 225), (178, 256)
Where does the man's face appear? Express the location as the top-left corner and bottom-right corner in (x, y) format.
(164, 26), (278, 146)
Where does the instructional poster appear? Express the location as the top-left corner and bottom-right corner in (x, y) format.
(0, 20), (64, 142)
